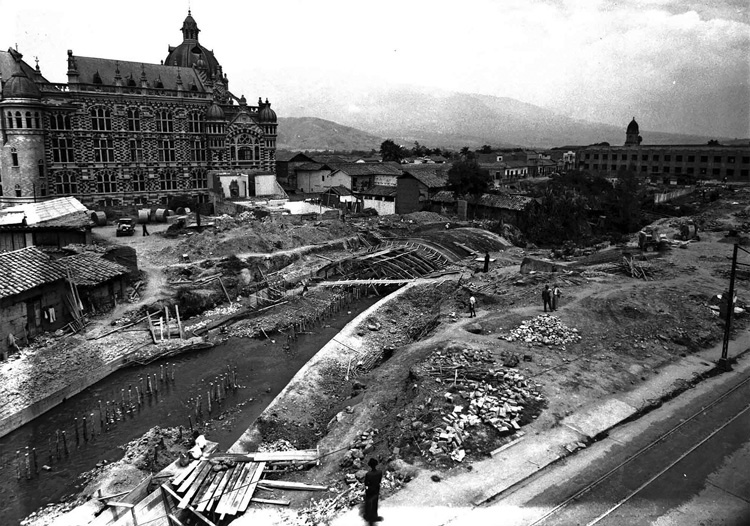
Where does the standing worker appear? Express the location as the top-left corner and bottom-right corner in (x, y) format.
(552, 285), (561, 311)
(469, 295), (477, 318)
(142, 222), (150, 237)
(363, 458), (383, 525)
(483, 252), (490, 273)
(542, 284), (552, 312)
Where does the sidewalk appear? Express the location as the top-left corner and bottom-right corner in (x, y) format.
(328, 332), (750, 526)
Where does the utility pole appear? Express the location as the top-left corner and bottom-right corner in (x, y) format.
(720, 243), (739, 371)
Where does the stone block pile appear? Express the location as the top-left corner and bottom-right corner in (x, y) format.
(503, 314), (581, 347)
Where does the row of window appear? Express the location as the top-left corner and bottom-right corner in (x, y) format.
(583, 163), (750, 178)
(584, 152), (750, 164)
(50, 135), (262, 164)
(5, 111), (42, 129)
(53, 169), (209, 195)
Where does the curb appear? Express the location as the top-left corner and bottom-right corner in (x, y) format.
(472, 347), (750, 506)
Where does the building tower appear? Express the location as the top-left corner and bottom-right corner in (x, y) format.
(258, 98), (278, 169)
(0, 49), (46, 203)
(625, 117), (642, 146)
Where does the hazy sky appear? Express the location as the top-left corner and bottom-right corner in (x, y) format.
(1, 0), (748, 137)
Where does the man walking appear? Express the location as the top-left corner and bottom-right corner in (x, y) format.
(142, 222), (150, 237)
(469, 296), (477, 318)
(483, 252), (490, 273)
(542, 285), (552, 312)
(363, 458), (383, 525)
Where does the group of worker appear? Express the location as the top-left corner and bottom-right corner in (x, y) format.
(542, 284), (562, 312)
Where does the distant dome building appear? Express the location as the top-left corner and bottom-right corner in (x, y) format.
(625, 117), (642, 146)
(0, 10), (278, 209)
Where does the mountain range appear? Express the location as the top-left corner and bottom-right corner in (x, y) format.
(275, 86), (740, 152)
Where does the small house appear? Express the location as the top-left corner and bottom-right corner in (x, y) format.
(58, 253), (129, 314)
(0, 246), (70, 355)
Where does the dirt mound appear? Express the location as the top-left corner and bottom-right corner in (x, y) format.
(402, 211), (451, 224)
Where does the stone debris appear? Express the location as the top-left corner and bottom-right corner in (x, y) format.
(258, 438), (297, 452)
(420, 348), (544, 463)
(502, 314), (581, 347)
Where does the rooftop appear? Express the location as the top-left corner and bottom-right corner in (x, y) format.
(1, 197), (90, 227)
(58, 253), (129, 287)
(0, 247), (67, 300)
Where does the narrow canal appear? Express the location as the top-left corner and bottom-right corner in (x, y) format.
(1, 295), (380, 525)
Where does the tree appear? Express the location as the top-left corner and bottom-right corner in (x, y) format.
(448, 159), (491, 197)
(459, 146), (474, 160)
(380, 139), (406, 162)
(477, 145), (493, 154)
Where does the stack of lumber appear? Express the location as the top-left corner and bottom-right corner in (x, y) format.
(170, 449), (321, 519)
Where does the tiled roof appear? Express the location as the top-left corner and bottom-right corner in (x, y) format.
(0, 50), (54, 88)
(276, 152), (315, 163)
(504, 160), (530, 168)
(401, 165), (451, 188)
(324, 185), (353, 196)
(58, 253), (129, 287)
(359, 185), (397, 197)
(296, 162), (330, 171)
(2, 197), (89, 226)
(0, 247), (67, 299)
(329, 162), (403, 177)
(431, 191), (536, 211)
(73, 56), (205, 91)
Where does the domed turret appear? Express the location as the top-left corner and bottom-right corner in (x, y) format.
(165, 11), (221, 73)
(1, 51), (41, 100)
(625, 117), (642, 146)
(206, 102), (225, 120)
(259, 100), (277, 123)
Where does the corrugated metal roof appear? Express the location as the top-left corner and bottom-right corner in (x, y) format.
(329, 162), (403, 177)
(58, 253), (129, 287)
(3, 197), (88, 225)
(0, 247), (67, 299)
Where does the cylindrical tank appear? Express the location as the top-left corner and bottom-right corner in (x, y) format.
(137, 209), (150, 224)
(154, 208), (168, 222)
(91, 211), (108, 226)
(175, 207), (186, 215)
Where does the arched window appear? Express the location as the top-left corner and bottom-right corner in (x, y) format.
(40, 184), (47, 197)
(160, 169), (179, 191)
(55, 170), (78, 195)
(191, 168), (208, 189)
(6, 111), (13, 129)
(15, 184), (22, 197)
(25, 112), (32, 128)
(127, 108), (140, 132)
(11, 147), (18, 167)
(15, 111), (22, 128)
(96, 170), (118, 193)
(234, 134), (257, 161)
(34, 112), (41, 128)
(156, 110), (173, 133)
(131, 170), (147, 192)
(90, 107), (111, 131)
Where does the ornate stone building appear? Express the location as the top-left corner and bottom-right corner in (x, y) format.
(576, 118), (750, 183)
(0, 11), (278, 209)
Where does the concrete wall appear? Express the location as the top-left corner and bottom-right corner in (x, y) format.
(254, 173), (277, 196)
(296, 169), (348, 193)
(362, 196), (396, 216)
(374, 174), (398, 186)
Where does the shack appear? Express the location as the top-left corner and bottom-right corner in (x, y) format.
(430, 191), (539, 229)
(58, 253), (129, 314)
(0, 197), (92, 253)
(0, 247), (69, 357)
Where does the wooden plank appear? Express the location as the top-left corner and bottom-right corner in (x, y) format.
(222, 463), (258, 516)
(209, 465), (241, 514)
(168, 514), (187, 526)
(161, 484), (218, 526)
(256, 480), (328, 491)
(237, 461), (266, 513)
(195, 468), (227, 513)
(215, 464), (247, 513)
(209, 450), (320, 462)
(190, 471), (217, 512)
(105, 501), (135, 508)
(177, 463), (212, 509)
(250, 497), (291, 506)
(172, 460), (200, 488)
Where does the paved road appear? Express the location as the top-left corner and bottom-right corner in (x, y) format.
(445, 361), (750, 526)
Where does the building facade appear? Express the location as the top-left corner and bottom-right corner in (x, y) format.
(0, 11), (278, 210)
(576, 118), (750, 182)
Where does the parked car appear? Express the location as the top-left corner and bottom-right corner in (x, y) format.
(116, 218), (135, 237)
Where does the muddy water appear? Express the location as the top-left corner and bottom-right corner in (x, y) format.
(0, 296), (379, 525)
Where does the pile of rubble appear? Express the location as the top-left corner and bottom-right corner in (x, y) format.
(340, 429), (379, 473)
(502, 314), (581, 348)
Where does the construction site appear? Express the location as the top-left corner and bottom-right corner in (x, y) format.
(3, 184), (750, 526)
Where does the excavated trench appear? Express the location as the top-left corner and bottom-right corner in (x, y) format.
(1, 295), (380, 525)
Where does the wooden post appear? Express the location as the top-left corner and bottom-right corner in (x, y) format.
(146, 312), (157, 343)
(164, 306), (171, 340)
(32, 447), (38, 474)
(159, 318), (164, 341)
(218, 277), (232, 305)
(175, 305), (184, 339)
